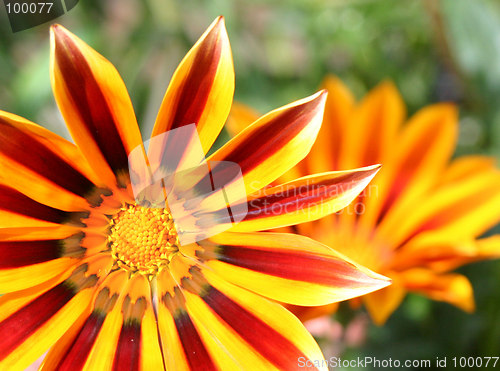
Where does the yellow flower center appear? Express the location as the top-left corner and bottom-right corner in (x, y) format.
(108, 204), (179, 275)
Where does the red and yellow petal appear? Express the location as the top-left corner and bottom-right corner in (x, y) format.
(81, 273), (163, 371)
(184, 231), (390, 306)
(0, 254), (112, 370)
(156, 268), (218, 370)
(0, 184), (89, 228)
(50, 25), (143, 190)
(0, 112), (110, 211)
(152, 16), (234, 154)
(41, 271), (123, 371)
(168, 256), (328, 370)
(209, 91), (327, 195)
(228, 165), (380, 232)
(0, 230), (86, 293)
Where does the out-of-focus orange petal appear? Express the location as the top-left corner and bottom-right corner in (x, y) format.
(363, 274), (406, 325)
(437, 155), (498, 186)
(364, 104), (458, 229)
(225, 102), (260, 137)
(406, 234), (500, 272)
(377, 170), (500, 249)
(399, 269), (475, 313)
(390, 232), (476, 272)
(306, 75), (355, 173)
(340, 81), (405, 170)
(152, 16), (234, 154)
(336, 81), (405, 236)
(287, 302), (339, 323)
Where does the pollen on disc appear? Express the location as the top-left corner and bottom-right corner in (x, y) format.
(108, 204), (179, 275)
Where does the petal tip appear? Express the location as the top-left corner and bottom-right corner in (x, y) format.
(209, 15), (227, 34)
(50, 23), (67, 38)
(301, 90), (328, 114)
(314, 89), (328, 103)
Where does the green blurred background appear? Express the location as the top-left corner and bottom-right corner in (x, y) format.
(1, 0), (500, 369)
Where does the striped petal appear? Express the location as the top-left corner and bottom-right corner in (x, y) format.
(209, 91), (326, 195)
(0, 112), (111, 210)
(156, 268), (218, 370)
(0, 184), (89, 228)
(41, 271), (124, 371)
(169, 256), (328, 370)
(50, 25), (143, 190)
(0, 254), (112, 370)
(184, 232), (390, 306)
(152, 16), (234, 154)
(82, 273), (163, 371)
(228, 165), (380, 232)
(0, 231), (86, 293)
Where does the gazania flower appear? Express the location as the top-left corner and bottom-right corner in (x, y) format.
(228, 75), (500, 325)
(0, 19), (391, 370)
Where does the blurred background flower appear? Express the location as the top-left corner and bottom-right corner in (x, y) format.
(2, 0), (500, 368)
(229, 75), (500, 326)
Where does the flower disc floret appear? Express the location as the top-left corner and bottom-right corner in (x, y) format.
(108, 204), (179, 275)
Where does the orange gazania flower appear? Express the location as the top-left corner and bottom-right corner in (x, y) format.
(229, 75), (500, 325)
(0, 19), (390, 369)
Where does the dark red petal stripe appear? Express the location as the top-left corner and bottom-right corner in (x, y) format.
(54, 29), (130, 184)
(0, 185), (88, 225)
(0, 282), (76, 361)
(218, 100), (322, 178)
(215, 245), (372, 287)
(201, 286), (318, 370)
(0, 239), (67, 268)
(174, 310), (217, 370)
(162, 25), (221, 131)
(112, 321), (141, 371)
(0, 118), (101, 204)
(57, 312), (105, 371)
